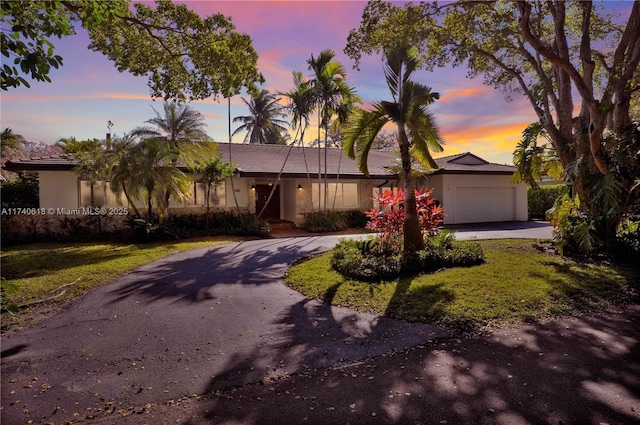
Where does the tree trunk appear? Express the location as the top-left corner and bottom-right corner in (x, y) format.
(147, 192), (153, 223)
(205, 184), (211, 230)
(317, 111), (322, 210)
(398, 126), (423, 252)
(121, 182), (141, 218)
(324, 124), (329, 210)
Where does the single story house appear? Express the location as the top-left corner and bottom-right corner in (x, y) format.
(4, 143), (527, 225)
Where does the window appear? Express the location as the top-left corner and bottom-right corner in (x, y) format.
(372, 186), (399, 209)
(312, 182), (359, 209)
(195, 182), (226, 208)
(79, 181), (126, 207)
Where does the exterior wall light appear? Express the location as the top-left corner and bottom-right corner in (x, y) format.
(250, 184), (255, 190)
(297, 184), (303, 190)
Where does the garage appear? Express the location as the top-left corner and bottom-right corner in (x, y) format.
(453, 187), (517, 224)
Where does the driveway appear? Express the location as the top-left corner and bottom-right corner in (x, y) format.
(4, 220), (599, 425)
(1, 235), (447, 424)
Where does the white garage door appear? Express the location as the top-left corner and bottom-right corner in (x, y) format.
(454, 187), (516, 224)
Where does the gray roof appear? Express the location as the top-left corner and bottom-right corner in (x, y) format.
(3, 143), (516, 177)
(218, 143), (395, 178)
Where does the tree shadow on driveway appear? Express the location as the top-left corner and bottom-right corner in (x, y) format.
(184, 305), (640, 425)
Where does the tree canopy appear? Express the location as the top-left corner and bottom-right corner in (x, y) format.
(1, 0), (263, 99)
(345, 0), (639, 171)
(345, 0), (640, 247)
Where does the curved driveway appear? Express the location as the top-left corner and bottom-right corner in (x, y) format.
(1, 223), (553, 424)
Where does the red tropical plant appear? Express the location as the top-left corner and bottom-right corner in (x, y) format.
(367, 188), (444, 252)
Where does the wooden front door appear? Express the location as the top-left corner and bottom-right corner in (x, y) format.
(255, 184), (280, 220)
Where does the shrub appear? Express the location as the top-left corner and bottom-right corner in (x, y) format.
(528, 184), (569, 219)
(330, 236), (485, 282)
(367, 188), (444, 253)
(128, 211), (270, 242)
(341, 209), (369, 228)
(1, 210), (269, 246)
(302, 210), (347, 232)
(0, 176), (39, 208)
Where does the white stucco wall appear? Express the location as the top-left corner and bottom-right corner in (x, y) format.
(226, 177), (249, 209)
(39, 170), (79, 209)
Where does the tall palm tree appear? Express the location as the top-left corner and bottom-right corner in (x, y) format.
(232, 89), (289, 144)
(281, 71), (316, 210)
(116, 138), (193, 222)
(344, 46), (444, 252)
(307, 50), (358, 210)
(132, 102), (213, 213)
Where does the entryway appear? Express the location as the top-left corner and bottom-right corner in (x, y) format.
(255, 184), (281, 220)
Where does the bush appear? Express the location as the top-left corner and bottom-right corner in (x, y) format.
(528, 184), (569, 219)
(0, 210), (269, 246)
(341, 209), (369, 228)
(128, 211), (270, 242)
(0, 176), (39, 208)
(330, 236), (485, 282)
(302, 210), (347, 232)
(367, 188), (444, 253)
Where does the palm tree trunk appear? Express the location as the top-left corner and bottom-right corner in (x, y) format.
(399, 127), (424, 252)
(121, 183), (141, 217)
(146, 190), (153, 222)
(299, 126), (315, 213)
(332, 148), (343, 210)
(317, 111), (322, 210)
(205, 184), (211, 230)
(227, 96), (241, 211)
(258, 139), (297, 218)
(324, 124), (329, 210)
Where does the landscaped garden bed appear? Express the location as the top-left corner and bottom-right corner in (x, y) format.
(285, 239), (639, 335)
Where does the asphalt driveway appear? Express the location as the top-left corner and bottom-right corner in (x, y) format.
(4, 221), (637, 425)
(1, 235), (446, 424)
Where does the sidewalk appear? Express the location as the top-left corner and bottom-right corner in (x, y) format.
(91, 304), (640, 424)
(270, 221), (554, 240)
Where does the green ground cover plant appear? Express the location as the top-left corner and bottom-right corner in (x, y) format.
(285, 239), (639, 334)
(1, 236), (243, 333)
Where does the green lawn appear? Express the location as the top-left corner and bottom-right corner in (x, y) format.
(1, 236), (245, 331)
(284, 239), (639, 334)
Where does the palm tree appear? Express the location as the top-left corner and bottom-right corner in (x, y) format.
(512, 122), (563, 189)
(108, 134), (142, 217)
(117, 138), (193, 222)
(1, 128), (24, 150)
(192, 156), (234, 229)
(307, 50), (358, 210)
(132, 102), (214, 213)
(344, 46), (444, 252)
(281, 71), (316, 210)
(232, 89), (289, 144)
(63, 138), (110, 207)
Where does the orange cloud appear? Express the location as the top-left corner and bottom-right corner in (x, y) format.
(439, 121), (530, 164)
(439, 87), (490, 103)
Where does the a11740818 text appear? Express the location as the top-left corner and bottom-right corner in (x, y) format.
(1, 207), (129, 216)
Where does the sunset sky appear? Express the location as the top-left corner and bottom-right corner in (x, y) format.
(1, 1), (633, 165)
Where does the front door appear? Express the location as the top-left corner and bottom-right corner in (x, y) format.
(255, 184), (280, 220)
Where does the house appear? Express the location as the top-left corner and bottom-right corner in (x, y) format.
(4, 144), (527, 225)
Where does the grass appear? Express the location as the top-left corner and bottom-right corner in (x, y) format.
(1, 236), (246, 332)
(284, 239), (640, 334)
